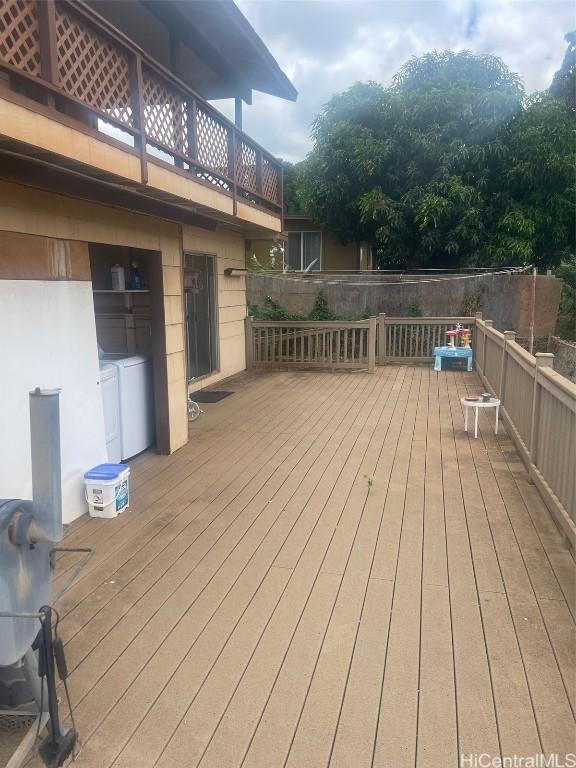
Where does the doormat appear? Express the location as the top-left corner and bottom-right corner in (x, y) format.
(191, 390), (234, 403)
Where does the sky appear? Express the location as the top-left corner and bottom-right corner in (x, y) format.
(213, 0), (575, 162)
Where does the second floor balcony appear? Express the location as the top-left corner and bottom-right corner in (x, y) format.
(0, 0), (294, 229)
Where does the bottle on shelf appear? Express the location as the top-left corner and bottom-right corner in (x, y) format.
(129, 260), (142, 290)
(110, 264), (125, 291)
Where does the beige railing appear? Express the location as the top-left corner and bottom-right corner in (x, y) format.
(245, 317), (377, 372)
(475, 318), (576, 549)
(376, 315), (476, 363)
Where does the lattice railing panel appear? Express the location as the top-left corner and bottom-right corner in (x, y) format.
(0, 0), (41, 76)
(55, 6), (133, 125)
(194, 170), (231, 192)
(235, 140), (257, 193)
(196, 106), (231, 177)
(262, 157), (280, 204)
(142, 69), (188, 155)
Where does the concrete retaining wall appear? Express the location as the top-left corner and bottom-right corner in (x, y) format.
(548, 336), (576, 383)
(247, 271), (562, 337)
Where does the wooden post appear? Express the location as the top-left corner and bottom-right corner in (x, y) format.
(473, 311), (483, 370)
(245, 315), (253, 370)
(481, 320), (492, 386)
(255, 149), (263, 195)
(129, 53), (148, 184)
(37, 0), (58, 85)
(187, 99), (198, 162)
(368, 317), (377, 373)
(378, 313), (387, 365)
(229, 129), (237, 216)
(528, 352), (554, 466)
(234, 97), (243, 130)
(499, 330), (516, 405)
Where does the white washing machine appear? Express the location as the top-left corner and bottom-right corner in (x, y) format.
(99, 354), (155, 460)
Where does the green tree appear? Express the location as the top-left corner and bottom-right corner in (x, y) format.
(481, 94), (575, 268)
(299, 52), (525, 267)
(298, 50), (575, 270)
(550, 31), (576, 111)
(281, 160), (305, 214)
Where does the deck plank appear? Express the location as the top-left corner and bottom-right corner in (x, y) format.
(454, 373), (576, 760)
(416, 371), (458, 768)
(370, 368), (428, 768)
(18, 365), (575, 768)
(67, 371), (386, 768)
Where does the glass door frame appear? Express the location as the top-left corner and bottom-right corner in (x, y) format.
(183, 251), (219, 383)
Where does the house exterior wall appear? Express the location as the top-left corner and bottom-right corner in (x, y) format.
(322, 231), (359, 270)
(0, 181), (188, 452)
(246, 218), (359, 272)
(0, 277), (108, 524)
(283, 217), (359, 271)
(0, 181), (252, 445)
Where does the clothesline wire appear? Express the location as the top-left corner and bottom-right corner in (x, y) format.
(248, 265), (532, 288)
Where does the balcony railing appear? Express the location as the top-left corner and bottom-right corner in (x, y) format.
(0, 0), (283, 213)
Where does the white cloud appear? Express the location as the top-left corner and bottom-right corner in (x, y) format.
(230, 0), (574, 161)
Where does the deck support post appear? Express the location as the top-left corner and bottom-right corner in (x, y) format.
(245, 315), (254, 370)
(528, 352), (554, 468)
(377, 313), (386, 365)
(368, 317), (377, 373)
(499, 330), (516, 405)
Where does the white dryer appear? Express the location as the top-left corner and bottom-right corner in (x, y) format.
(100, 354), (155, 460)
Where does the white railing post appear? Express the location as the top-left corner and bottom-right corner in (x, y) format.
(499, 330), (516, 404)
(377, 313), (386, 365)
(245, 315), (254, 370)
(473, 311), (483, 373)
(482, 320), (493, 387)
(368, 317), (377, 373)
(529, 352), (554, 466)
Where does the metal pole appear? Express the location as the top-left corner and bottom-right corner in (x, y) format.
(29, 388), (63, 542)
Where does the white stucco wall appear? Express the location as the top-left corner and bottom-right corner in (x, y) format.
(0, 280), (107, 523)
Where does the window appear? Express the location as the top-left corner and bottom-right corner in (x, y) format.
(286, 231), (322, 271)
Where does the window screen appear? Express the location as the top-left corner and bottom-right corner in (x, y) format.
(303, 232), (321, 270)
(286, 233), (302, 270)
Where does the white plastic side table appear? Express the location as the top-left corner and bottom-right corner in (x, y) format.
(460, 397), (501, 439)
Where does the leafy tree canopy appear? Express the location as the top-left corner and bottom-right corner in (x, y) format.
(550, 31), (576, 112)
(295, 47), (575, 270)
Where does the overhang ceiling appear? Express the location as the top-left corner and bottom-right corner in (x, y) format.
(86, 0), (297, 104)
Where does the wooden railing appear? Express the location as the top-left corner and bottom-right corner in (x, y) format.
(376, 315), (476, 363)
(0, 0), (282, 213)
(245, 317), (377, 372)
(475, 318), (576, 550)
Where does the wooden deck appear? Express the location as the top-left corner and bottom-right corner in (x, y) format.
(28, 366), (576, 767)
